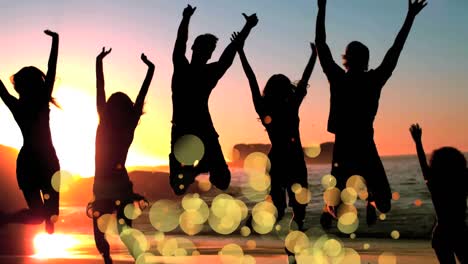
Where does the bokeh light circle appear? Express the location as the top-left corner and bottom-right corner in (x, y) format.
(174, 135), (205, 166)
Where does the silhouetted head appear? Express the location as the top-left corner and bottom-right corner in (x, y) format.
(429, 147), (467, 192)
(191, 34), (218, 64)
(262, 74), (294, 106)
(11, 66), (46, 100)
(343, 41), (369, 72)
(104, 92), (135, 129)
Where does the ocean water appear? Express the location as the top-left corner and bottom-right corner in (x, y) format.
(179, 154), (468, 239)
(65, 154), (466, 242)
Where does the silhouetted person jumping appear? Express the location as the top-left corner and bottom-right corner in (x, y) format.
(170, 4), (258, 195)
(410, 124), (467, 264)
(315, 0), (428, 227)
(0, 30), (61, 234)
(236, 33), (317, 231)
(89, 47), (154, 264)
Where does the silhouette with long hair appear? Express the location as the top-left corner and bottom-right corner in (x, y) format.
(169, 4), (258, 195)
(89, 47), (154, 264)
(410, 124), (467, 263)
(0, 30), (61, 234)
(236, 32), (317, 232)
(315, 0), (428, 227)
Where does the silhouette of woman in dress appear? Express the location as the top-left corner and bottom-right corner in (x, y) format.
(0, 29), (61, 234)
(236, 30), (317, 230)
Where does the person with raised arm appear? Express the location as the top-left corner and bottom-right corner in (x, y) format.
(0, 30), (61, 234)
(169, 4), (258, 195)
(410, 124), (467, 263)
(89, 48), (154, 264)
(236, 31), (316, 260)
(315, 0), (428, 228)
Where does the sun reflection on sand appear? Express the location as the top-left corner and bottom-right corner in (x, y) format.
(32, 233), (93, 259)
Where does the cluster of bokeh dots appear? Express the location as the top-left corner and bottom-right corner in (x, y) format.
(284, 229), (361, 264)
(241, 152), (271, 202)
(83, 134), (418, 263)
(209, 194), (248, 235)
(219, 243), (256, 264)
(321, 174), (368, 235)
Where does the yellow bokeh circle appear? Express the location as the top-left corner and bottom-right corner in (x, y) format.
(174, 134), (205, 166)
(304, 144), (321, 158)
(149, 200), (182, 232)
(323, 187), (341, 206)
(285, 231), (309, 254)
(321, 174), (337, 190)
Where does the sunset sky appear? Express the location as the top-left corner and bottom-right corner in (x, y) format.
(0, 0), (467, 176)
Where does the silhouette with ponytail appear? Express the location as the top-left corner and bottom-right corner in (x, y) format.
(90, 47), (154, 264)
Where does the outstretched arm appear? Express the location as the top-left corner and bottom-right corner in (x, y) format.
(0, 79), (18, 113)
(376, 0), (427, 80)
(134, 53), (155, 116)
(315, 0), (343, 77)
(295, 43), (318, 103)
(44, 30), (59, 99)
(233, 33), (262, 116)
(173, 4), (196, 65)
(410, 123), (430, 182)
(96, 47), (112, 115)
(216, 13), (258, 78)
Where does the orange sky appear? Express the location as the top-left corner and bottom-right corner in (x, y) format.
(1, 1), (467, 177)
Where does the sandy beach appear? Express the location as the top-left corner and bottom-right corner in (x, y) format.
(0, 215), (439, 264)
(0, 235), (438, 264)
(0, 159), (451, 264)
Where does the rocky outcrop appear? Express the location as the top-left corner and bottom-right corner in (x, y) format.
(231, 142), (334, 167)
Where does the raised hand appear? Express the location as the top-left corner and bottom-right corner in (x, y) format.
(410, 123), (422, 142)
(97, 47), (112, 60)
(408, 0), (428, 17)
(230, 31), (244, 50)
(141, 53), (154, 68)
(183, 4), (196, 18)
(44, 29), (58, 38)
(318, 0), (327, 8)
(242, 13), (259, 29)
(310, 42), (317, 54)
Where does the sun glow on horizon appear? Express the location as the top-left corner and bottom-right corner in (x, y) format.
(50, 86), (98, 177)
(48, 86), (170, 178)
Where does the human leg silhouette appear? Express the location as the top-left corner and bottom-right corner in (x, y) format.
(93, 217), (112, 264)
(169, 153), (198, 195)
(207, 138), (231, 191)
(270, 181), (287, 222)
(432, 226), (457, 264)
(287, 186), (306, 231)
(92, 200), (114, 264)
(364, 142), (391, 214)
(42, 184), (59, 234)
(283, 183), (307, 263)
(320, 152), (343, 229)
(116, 202), (136, 259)
(244, 178), (286, 231)
(452, 227), (468, 264)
